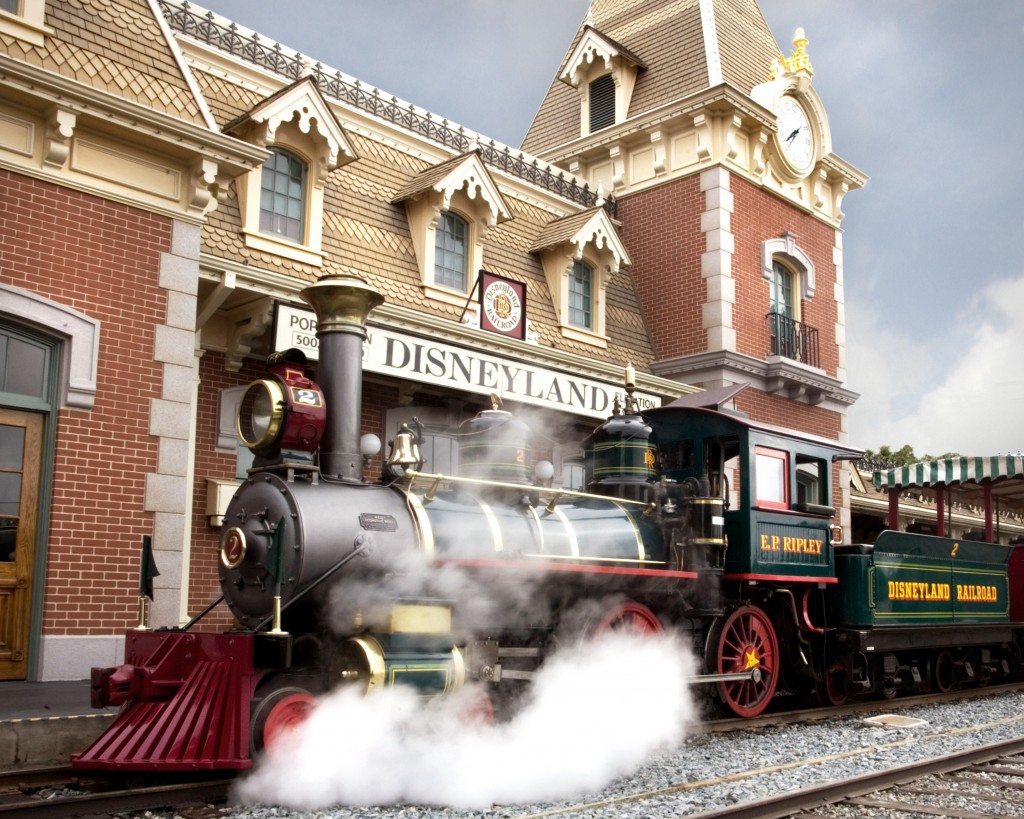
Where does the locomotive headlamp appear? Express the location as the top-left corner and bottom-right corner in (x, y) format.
(236, 350), (327, 457)
(237, 379), (286, 453)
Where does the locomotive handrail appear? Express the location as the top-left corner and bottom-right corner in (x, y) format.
(402, 469), (657, 513)
(253, 535), (372, 633)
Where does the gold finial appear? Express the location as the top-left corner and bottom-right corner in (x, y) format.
(770, 27), (814, 79)
(623, 362), (639, 414)
(489, 393), (502, 411)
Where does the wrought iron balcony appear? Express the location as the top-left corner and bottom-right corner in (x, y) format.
(767, 312), (819, 368)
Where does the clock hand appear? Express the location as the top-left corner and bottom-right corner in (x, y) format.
(785, 127), (802, 143)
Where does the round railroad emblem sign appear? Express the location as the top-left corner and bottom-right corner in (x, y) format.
(482, 278), (522, 334)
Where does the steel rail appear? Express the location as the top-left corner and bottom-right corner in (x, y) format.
(0, 773), (230, 818)
(516, 698), (1024, 819)
(678, 736), (1024, 819)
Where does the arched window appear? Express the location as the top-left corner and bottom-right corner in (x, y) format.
(569, 259), (593, 329)
(770, 260), (794, 320)
(769, 260), (798, 357)
(0, 327), (51, 405)
(434, 211), (468, 290)
(259, 148), (307, 242)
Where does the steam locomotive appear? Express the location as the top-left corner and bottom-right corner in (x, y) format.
(74, 274), (1024, 771)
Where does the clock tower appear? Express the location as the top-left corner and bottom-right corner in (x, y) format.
(523, 0), (865, 444)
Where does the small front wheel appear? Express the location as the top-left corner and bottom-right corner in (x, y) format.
(250, 685), (317, 756)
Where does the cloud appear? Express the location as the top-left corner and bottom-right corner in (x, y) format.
(848, 273), (1024, 457)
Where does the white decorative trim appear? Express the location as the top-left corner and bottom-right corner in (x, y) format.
(699, 0), (724, 87)
(234, 78), (356, 185)
(0, 282), (100, 409)
(833, 229), (847, 384)
(561, 28), (622, 87)
(147, 0), (219, 132)
(566, 209), (630, 273)
(761, 231), (816, 298)
(43, 107), (76, 169)
(429, 152), (511, 227)
(700, 167), (735, 353)
(398, 154), (509, 301)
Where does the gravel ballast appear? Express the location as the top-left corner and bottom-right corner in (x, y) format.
(211, 689), (1024, 819)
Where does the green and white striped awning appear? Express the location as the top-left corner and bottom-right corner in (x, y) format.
(873, 456), (1024, 492)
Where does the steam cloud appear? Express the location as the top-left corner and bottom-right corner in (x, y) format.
(234, 630), (698, 810)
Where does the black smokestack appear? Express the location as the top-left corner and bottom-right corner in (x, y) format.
(300, 274), (384, 481)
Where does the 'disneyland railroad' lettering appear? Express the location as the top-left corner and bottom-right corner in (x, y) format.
(956, 584), (999, 603)
(886, 581), (951, 602)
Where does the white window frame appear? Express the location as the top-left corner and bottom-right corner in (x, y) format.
(229, 79), (356, 268)
(258, 147), (309, 245)
(0, 0), (51, 47)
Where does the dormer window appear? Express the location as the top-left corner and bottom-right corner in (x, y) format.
(392, 151), (510, 309)
(560, 26), (644, 137)
(260, 148), (307, 242)
(434, 211), (469, 291)
(569, 260), (593, 328)
(225, 78), (356, 267)
(531, 207), (630, 348)
(589, 74), (616, 132)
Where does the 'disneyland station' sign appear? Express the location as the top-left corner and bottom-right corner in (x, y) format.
(273, 303), (662, 420)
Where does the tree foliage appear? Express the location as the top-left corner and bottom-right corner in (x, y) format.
(861, 444), (960, 468)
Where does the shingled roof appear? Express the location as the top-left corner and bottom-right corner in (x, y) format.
(0, 0), (208, 126)
(522, 0), (783, 156)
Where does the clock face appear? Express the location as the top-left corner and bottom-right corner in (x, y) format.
(777, 96), (813, 170)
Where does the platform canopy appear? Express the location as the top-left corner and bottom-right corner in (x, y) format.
(874, 456), (1024, 510)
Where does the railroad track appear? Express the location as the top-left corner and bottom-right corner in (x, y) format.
(708, 679), (1024, 733)
(514, 705), (1024, 818)
(4, 684), (1024, 818)
(0, 766), (230, 818)
(690, 736), (1024, 818)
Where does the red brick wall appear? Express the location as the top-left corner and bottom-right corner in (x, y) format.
(616, 174), (704, 361)
(188, 352), (259, 630)
(0, 170), (171, 634)
(730, 176), (839, 378)
(616, 172), (839, 378)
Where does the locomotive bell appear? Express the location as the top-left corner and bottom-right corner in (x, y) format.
(386, 422), (424, 473)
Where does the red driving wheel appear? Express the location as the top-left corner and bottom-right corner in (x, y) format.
(594, 601), (664, 636)
(710, 604), (779, 718)
(459, 687), (496, 725)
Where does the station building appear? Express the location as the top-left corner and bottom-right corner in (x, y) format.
(1, 0), (864, 681)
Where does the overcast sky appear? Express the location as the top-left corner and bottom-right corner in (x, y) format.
(195, 0), (1024, 459)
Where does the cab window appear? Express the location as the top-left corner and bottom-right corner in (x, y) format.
(754, 446), (789, 510)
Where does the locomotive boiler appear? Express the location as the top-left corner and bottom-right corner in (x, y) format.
(74, 272), (1024, 772)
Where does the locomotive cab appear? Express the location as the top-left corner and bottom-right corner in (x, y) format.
(645, 405), (860, 584)
(643, 403), (862, 717)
